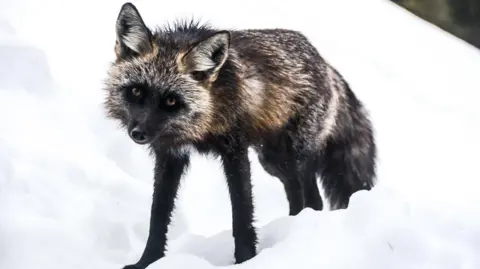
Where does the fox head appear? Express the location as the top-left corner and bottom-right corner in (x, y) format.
(104, 3), (231, 146)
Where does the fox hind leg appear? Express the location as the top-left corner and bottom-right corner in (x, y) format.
(256, 137), (323, 215)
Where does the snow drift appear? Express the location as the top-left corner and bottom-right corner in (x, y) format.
(1, 0), (480, 268)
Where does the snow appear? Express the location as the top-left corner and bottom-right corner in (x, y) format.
(1, 0), (480, 268)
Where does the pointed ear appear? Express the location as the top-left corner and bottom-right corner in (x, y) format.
(115, 3), (153, 59)
(181, 31), (230, 80)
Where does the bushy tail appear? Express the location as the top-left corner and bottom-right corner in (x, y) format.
(317, 85), (377, 210)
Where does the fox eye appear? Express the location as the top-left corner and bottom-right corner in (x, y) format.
(125, 86), (147, 104)
(166, 97), (176, 106)
(131, 87), (142, 97)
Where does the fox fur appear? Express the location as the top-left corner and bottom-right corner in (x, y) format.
(103, 2), (377, 269)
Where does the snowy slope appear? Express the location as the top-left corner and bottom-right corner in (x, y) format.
(1, 0), (480, 268)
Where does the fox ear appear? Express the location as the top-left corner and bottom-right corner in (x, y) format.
(115, 2), (153, 59)
(182, 31), (230, 80)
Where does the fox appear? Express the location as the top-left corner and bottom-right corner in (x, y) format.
(103, 2), (377, 269)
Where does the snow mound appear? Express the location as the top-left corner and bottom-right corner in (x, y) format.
(1, 0), (480, 268)
(159, 188), (480, 269)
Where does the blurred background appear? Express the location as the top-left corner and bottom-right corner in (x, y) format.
(391, 0), (480, 49)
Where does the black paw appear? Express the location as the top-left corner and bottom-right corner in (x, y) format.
(122, 265), (141, 269)
(234, 244), (256, 264)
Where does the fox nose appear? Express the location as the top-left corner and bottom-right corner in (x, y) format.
(129, 126), (150, 144)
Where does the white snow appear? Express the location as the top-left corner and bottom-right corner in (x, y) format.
(1, 0), (480, 268)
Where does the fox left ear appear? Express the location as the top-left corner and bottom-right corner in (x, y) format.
(115, 2), (153, 59)
(181, 31), (230, 80)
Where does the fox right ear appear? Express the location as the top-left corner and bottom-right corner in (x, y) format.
(115, 2), (153, 59)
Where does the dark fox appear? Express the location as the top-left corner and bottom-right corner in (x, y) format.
(103, 2), (377, 269)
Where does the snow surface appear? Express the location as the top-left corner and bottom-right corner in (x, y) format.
(1, 0), (480, 268)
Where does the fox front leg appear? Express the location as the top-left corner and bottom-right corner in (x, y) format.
(123, 151), (190, 269)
